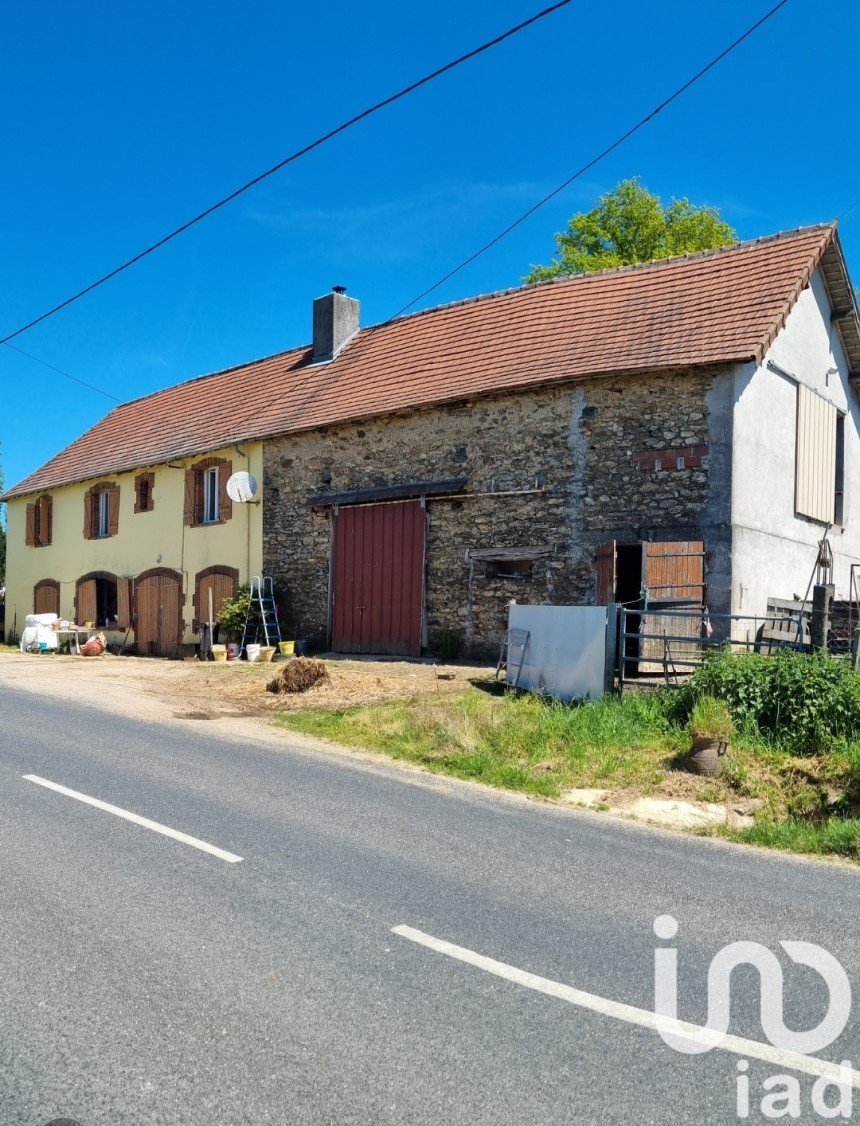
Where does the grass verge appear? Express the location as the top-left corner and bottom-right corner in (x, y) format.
(717, 818), (860, 861)
(279, 687), (684, 798)
(278, 684), (860, 863)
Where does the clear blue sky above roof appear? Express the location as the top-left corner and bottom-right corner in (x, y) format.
(1, 0), (858, 493)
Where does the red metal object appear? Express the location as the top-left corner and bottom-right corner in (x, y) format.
(331, 501), (426, 656)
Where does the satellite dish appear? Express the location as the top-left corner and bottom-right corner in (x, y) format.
(226, 471), (258, 503)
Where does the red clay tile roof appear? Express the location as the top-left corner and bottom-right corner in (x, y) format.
(5, 223), (857, 500)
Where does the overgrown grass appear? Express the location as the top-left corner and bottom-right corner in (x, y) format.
(279, 667), (860, 865)
(281, 688), (686, 798)
(719, 818), (860, 862)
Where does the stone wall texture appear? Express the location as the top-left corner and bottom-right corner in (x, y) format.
(263, 365), (731, 657)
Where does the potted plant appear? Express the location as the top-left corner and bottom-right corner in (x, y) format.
(216, 585), (250, 661)
(686, 696), (733, 777)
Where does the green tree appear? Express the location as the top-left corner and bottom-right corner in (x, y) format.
(526, 178), (737, 282)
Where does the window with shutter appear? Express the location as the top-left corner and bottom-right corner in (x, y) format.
(84, 483), (119, 538)
(796, 385), (839, 524)
(203, 467), (220, 524)
(35, 494), (53, 546)
(25, 503), (36, 547)
(134, 472), (155, 513)
(108, 485), (120, 536)
(186, 458), (233, 526)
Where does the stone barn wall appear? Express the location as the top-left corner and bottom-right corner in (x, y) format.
(262, 365), (730, 657)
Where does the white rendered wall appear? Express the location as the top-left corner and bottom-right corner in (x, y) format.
(730, 268), (860, 619)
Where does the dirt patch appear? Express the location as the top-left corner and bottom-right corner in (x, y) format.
(0, 649), (494, 731)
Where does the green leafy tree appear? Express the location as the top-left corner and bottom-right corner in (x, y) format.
(526, 178), (737, 282)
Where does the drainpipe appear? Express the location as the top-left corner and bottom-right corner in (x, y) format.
(234, 445), (253, 584)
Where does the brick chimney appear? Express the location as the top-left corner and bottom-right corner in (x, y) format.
(312, 285), (360, 363)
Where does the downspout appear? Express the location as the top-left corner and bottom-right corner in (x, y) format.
(234, 445), (252, 584)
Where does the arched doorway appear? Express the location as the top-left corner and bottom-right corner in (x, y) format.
(134, 568), (184, 657)
(34, 579), (61, 616)
(193, 566), (239, 631)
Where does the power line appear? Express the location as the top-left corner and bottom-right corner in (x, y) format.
(837, 193), (860, 221)
(390, 0), (791, 320)
(2, 341), (120, 402)
(0, 0), (578, 349)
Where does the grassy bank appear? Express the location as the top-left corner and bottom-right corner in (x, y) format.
(279, 653), (860, 863)
(281, 688), (686, 798)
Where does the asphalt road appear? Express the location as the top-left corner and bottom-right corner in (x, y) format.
(1, 684), (858, 1125)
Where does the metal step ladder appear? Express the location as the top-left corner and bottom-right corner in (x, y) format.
(494, 628), (530, 687)
(241, 576), (282, 654)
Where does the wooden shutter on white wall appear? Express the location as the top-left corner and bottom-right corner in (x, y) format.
(796, 385), (837, 524)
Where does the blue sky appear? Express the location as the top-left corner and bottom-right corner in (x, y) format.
(1, 0), (859, 493)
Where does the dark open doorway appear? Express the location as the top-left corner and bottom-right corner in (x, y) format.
(95, 576), (118, 627)
(615, 543), (643, 673)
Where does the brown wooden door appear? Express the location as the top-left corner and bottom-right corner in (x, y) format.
(642, 541), (705, 603)
(76, 578), (97, 625)
(135, 569), (183, 656)
(595, 541), (616, 604)
(640, 541), (705, 671)
(34, 580), (60, 616)
(194, 568), (238, 626)
(331, 501), (426, 656)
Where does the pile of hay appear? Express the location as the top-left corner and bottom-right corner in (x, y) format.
(266, 658), (331, 694)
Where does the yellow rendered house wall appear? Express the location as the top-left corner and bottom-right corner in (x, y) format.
(3, 443), (263, 646)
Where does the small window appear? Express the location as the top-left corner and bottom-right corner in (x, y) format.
(97, 490), (110, 537)
(486, 559), (534, 580)
(835, 413), (846, 527)
(203, 466), (220, 524)
(135, 472), (155, 514)
(84, 483), (118, 540)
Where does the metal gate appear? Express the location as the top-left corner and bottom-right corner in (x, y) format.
(331, 501), (426, 656)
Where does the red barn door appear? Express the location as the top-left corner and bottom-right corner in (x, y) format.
(331, 501), (426, 656)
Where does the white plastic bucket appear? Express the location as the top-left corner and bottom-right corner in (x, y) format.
(246, 643), (261, 663)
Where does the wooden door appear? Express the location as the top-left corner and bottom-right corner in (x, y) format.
(595, 541), (616, 605)
(642, 541), (705, 603)
(34, 579), (60, 616)
(331, 501), (426, 656)
(640, 541), (705, 671)
(194, 568), (238, 627)
(76, 578), (97, 625)
(135, 569), (183, 656)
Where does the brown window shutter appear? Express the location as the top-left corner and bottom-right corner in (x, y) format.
(219, 460), (233, 522)
(38, 495), (53, 546)
(116, 578), (132, 629)
(83, 489), (93, 540)
(134, 474), (142, 514)
(184, 469), (196, 525)
(108, 485), (120, 537)
(25, 503), (36, 547)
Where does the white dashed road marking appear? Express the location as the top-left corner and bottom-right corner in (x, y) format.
(23, 774), (243, 863)
(392, 925), (860, 1087)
